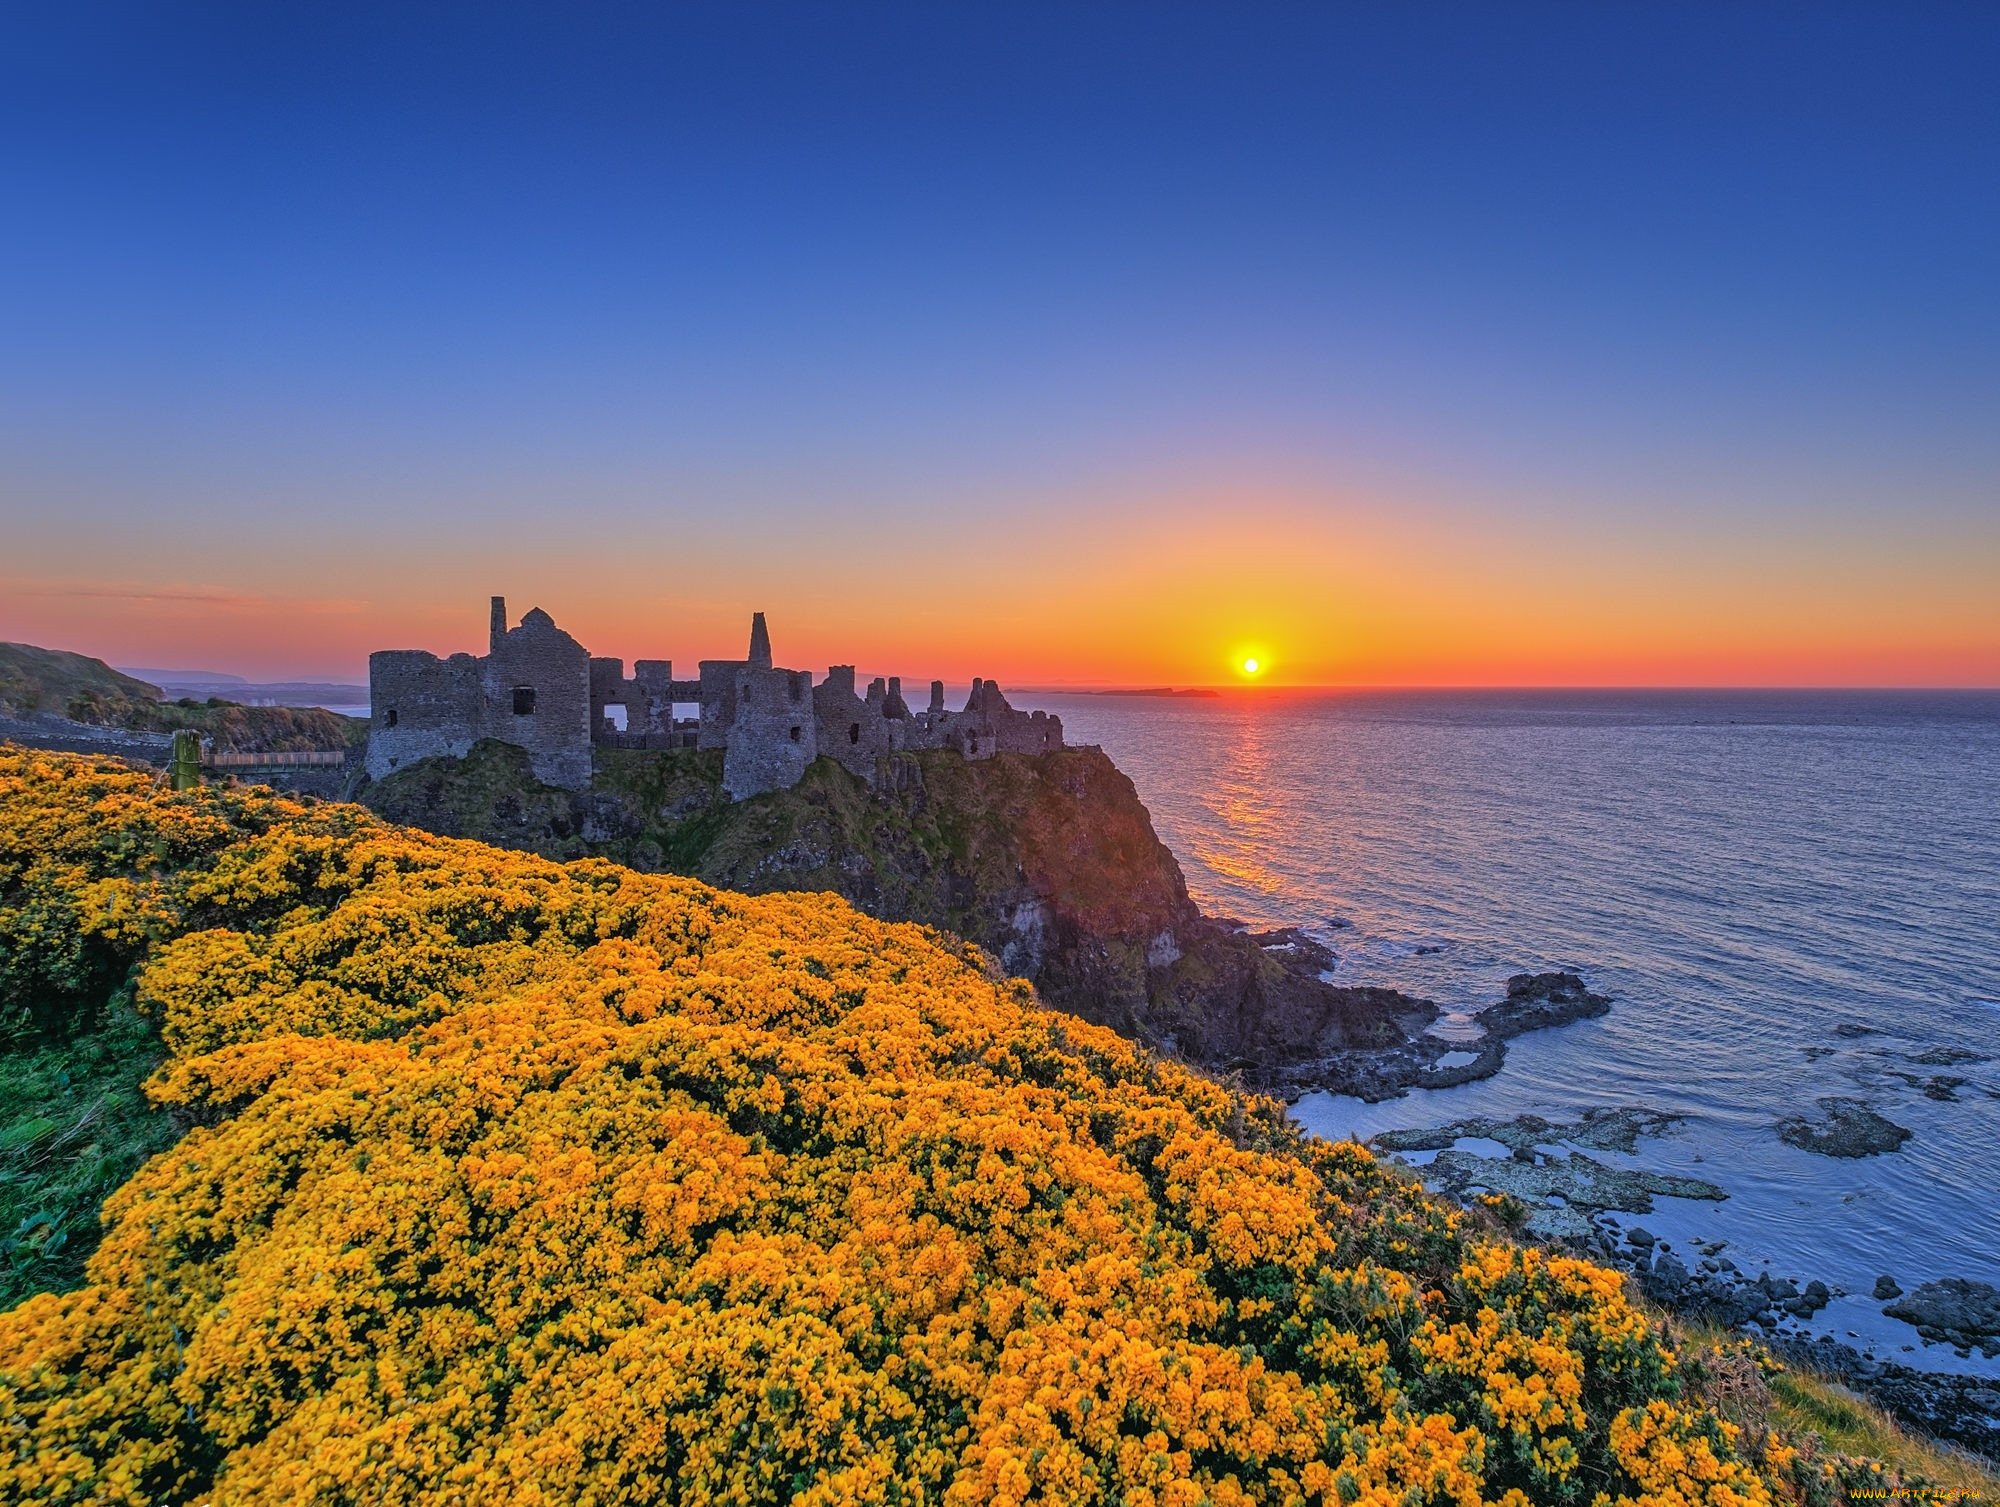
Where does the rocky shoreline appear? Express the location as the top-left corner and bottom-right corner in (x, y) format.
(1230, 933), (1612, 1101)
(1367, 1106), (2000, 1462)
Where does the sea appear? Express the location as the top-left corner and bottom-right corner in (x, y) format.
(1015, 688), (2000, 1377)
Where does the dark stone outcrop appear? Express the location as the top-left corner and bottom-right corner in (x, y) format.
(1884, 1279), (2000, 1359)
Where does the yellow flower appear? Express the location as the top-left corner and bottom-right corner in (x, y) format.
(0, 749), (1791, 1506)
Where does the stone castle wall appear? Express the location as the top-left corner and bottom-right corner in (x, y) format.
(366, 650), (483, 777)
(368, 600), (1063, 797)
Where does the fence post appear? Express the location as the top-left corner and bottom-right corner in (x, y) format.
(169, 730), (203, 790)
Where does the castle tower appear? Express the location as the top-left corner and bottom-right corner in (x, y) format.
(490, 596), (507, 653)
(748, 611), (773, 670)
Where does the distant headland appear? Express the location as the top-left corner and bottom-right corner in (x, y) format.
(1088, 686), (1221, 698)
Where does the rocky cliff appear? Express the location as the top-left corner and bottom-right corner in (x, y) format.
(358, 740), (1445, 1087)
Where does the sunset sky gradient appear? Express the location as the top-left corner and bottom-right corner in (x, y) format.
(3, 4), (1996, 686)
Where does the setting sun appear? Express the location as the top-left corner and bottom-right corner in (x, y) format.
(1233, 646), (1271, 680)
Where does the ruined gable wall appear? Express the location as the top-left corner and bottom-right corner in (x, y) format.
(482, 614), (592, 789)
(366, 604), (1062, 797)
(722, 666), (817, 799)
(926, 679), (1064, 760)
(367, 650), (483, 778)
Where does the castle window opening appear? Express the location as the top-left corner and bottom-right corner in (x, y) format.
(513, 687), (537, 716)
(849, 722), (860, 745)
(385, 709), (398, 728)
(604, 703), (628, 732)
(789, 725), (801, 742)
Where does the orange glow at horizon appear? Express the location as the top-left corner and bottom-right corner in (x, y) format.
(3, 481), (1997, 689)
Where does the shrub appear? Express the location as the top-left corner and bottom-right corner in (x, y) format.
(0, 749), (1783, 1505)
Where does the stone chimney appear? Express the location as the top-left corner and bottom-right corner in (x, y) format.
(490, 596), (507, 652)
(748, 612), (773, 670)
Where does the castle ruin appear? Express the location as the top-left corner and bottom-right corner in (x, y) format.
(366, 598), (1063, 798)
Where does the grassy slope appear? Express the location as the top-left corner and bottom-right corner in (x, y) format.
(0, 639), (363, 751)
(1674, 1324), (2000, 1499)
(0, 643), (160, 717)
(79, 694), (369, 751)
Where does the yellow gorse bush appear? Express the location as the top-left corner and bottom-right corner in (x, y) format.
(0, 749), (1782, 1506)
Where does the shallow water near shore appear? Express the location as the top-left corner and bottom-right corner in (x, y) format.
(1019, 688), (2000, 1378)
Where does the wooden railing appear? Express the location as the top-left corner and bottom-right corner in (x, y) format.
(203, 750), (350, 769)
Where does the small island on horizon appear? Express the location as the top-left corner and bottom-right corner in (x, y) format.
(1027, 685), (1224, 698)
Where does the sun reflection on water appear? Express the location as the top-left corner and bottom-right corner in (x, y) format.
(1192, 701), (1287, 898)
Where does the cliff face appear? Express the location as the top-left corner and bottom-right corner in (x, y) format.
(358, 740), (1435, 1077)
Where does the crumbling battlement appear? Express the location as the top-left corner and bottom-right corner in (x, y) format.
(367, 600), (1064, 797)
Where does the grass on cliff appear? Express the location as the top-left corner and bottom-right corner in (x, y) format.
(1670, 1321), (2000, 1500)
(1765, 1368), (2000, 1498)
(370, 737), (1187, 944)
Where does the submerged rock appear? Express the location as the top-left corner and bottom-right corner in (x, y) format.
(1775, 1096), (1912, 1158)
(1908, 1046), (1991, 1067)
(1372, 1103), (1999, 1460)
(1375, 1106), (1682, 1159)
(1373, 1109), (1723, 1243)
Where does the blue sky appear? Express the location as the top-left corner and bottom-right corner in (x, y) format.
(2, 3), (1996, 683)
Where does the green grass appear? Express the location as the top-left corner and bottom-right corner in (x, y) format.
(0, 991), (180, 1308)
(1673, 1320), (2000, 1501)
(1768, 1368), (2000, 1499)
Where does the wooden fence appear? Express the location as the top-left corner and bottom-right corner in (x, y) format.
(202, 750), (350, 769)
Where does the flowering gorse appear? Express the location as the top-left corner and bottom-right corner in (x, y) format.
(0, 750), (1780, 1505)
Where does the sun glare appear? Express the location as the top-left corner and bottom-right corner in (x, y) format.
(1243, 658), (1260, 675)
